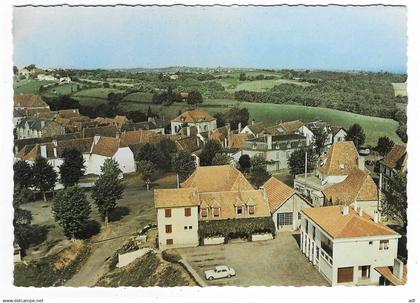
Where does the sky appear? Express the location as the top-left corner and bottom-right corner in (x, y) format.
(13, 5), (407, 72)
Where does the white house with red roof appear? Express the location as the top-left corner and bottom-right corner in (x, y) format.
(170, 108), (217, 135)
(300, 205), (401, 286)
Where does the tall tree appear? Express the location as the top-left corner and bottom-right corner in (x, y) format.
(13, 187), (34, 249)
(14, 160), (33, 189)
(382, 172), (407, 232)
(59, 148), (85, 187)
(200, 139), (224, 166)
(345, 123), (366, 149)
(137, 160), (156, 190)
(238, 154), (251, 173)
(249, 155), (271, 188)
(187, 90), (203, 105)
(32, 157), (57, 201)
(173, 150), (196, 183)
(287, 148), (316, 176)
(312, 127), (328, 155)
(376, 136), (395, 157)
(52, 186), (91, 240)
(224, 106), (249, 130)
(211, 153), (232, 166)
(91, 159), (125, 225)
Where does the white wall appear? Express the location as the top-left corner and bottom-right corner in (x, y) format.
(113, 147), (136, 174)
(84, 154), (107, 175)
(272, 194), (311, 231)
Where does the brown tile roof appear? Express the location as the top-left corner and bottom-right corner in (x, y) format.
(322, 169), (378, 205)
(154, 188), (200, 208)
(58, 109), (80, 119)
(317, 141), (359, 175)
(301, 206), (398, 239)
(245, 122), (265, 135)
(228, 133), (251, 149)
(176, 136), (201, 153)
(16, 143), (57, 161)
(82, 126), (118, 138)
(209, 126), (229, 143)
(181, 165), (254, 192)
(14, 94), (49, 108)
(56, 138), (93, 156)
(375, 265), (407, 286)
(278, 120), (304, 134)
(198, 190), (271, 220)
(114, 115), (129, 128)
(263, 177), (295, 212)
(119, 130), (164, 147)
(91, 137), (120, 157)
(172, 108), (215, 123)
(380, 144), (407, 171)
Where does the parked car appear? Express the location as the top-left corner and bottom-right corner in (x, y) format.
(204, 265), (236, 280)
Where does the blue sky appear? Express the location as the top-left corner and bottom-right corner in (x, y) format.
(13, 5), (407, 72)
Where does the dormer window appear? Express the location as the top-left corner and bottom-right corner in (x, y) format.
(201, 208), (208, 218)
(248, 205), (255, 215)
(276, 143), (280, 150)
(236, 206), (243, 215)
(213, 207), (220, 217)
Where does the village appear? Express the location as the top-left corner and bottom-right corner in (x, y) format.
(12, 69), (408, 286)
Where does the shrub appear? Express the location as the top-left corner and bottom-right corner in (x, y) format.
(162, 250), (182, 263)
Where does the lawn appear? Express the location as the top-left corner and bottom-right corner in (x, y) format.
(392, 83), (407, 97)
(123, 92), (153, 103)
(42, 83), (81, 97)
(73, 87), (125, 99)
(14, 79), (55, 94)
(232, 78), (311, 92)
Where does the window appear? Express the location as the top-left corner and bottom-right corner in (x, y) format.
(213, 207), (220, 217)
(201, 208), (208, 218)
(312, 227), (316, 239)
(189, 226), (192, 229)
(165, 225), (172, 233)
(184, 226), (188, 230)
(165, 209), (171, 218)
(369, 241), (373, 245)
(237, 206), (243, 215)
(185, 207), (191, 217)
(248, 206), (255, 215)
(166, 239), (173, 245)
(298, 212), (301, 220)
(380, 240), (389, 250)
(278, 212), (293, 227)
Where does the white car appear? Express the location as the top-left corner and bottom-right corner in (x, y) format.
(204, 265), (236, 280)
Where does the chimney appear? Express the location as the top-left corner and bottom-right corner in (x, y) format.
(358, 156), (365, 171)
(353, 201), (358, 211)
(40, 145), (47, 158)
(94, 135), (100, 145)
(260, 186), (267, 201)
(267, 135), (272, 150)
(53, 147), (57, 158)
(342, 205), (349, 216)
(238, 122), (242, 133)
(224, 137), (228, 148)
(187, 126), (191, 137)
(40, 120), (45, 128)
(393, 258), (404, 280)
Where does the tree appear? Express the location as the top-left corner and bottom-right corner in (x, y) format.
(127, 110), (147, 122)
(200, 140), (224, 166)
(238, 154), (251, 172)
(376, 136), (395, 157)
(239, 73), (247, 81)
(173, 150), (196, 183)
(312, 127), (328, 155)
(59, 148), (85, 187)
(135, 142), (173, 171)
(103, 82), (110, 88)
(13, 65), (18, 75)
(13, 187), (34, 249)
(91, 159), (125, 225)
(32, 157), (57, 201)
(214, 112), (226, 128)
(345, 124), (366, 149)
(157, 139), (177, 171)
(382, 172), (407, 231)
(52, 186), (91, 240)
(287, 148), (316, 176)
(211, 153), (232, 166)
(187, 90), (203, 105)
(249, 155), (271, 188)
(224, 106), (249, 130)
(14, 160), (33, 189)
(137, 160), (156, 190)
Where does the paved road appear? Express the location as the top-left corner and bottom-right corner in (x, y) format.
(177, 232), (329, 287)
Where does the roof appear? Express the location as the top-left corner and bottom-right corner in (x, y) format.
(14, 133), (81, 152)
(58, 109), (80, 119)
(114, 115), (129, 127)
(14, 94), (49, 108)
(331, 126), (346, 136)
(82, 126), (118, 138)
(181, 165), (254, 193)
(375, 265), (407, 286)
(178, 125), (198, 137)
(278, 120), (304, 134)
(322, 169), (378, 205)
(228, 133), (250, 149)
(56, 138), (93, 156)
(176, 136), (201, 153)
(16, 143), (56, 160)
(263, 177), (295, 212)
(301, 206), (399, 239)
(244, 122), (265, 135)
(17, 118), (60, 131)
(380, 144), (407, 171)
(198, 190), (271, 220)
(209, 126), (229, 143)
(317, 141), (359, 176)
(154, 188), (200, 208)
(172, 108), (215, 123)
(91, 137), (120, 157)
(119, 130), (163, 147)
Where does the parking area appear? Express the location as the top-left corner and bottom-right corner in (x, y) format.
(176, 232), (328, 287)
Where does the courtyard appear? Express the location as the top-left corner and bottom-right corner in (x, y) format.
(176, 232), (329, 287)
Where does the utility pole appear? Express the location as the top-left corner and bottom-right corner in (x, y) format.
(304, 151), (308, 194)
(176, 173), (180, 189)
(378, 173), (382, 211)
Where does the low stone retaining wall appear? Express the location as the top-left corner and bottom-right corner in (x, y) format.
(251, 233), (273, 242)
(203, 237), (225, 245)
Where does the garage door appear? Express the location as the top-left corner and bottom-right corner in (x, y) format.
(337, 267), (354, 283)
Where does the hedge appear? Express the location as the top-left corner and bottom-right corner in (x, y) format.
(198, 217), (275, 241)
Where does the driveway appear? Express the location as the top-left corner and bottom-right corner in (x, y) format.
(176, 232), (328, 287)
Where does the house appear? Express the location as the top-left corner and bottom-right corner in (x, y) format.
(82, 125), (118, 138)
(59, 76), (71, 83)
(263, 177), (311, 231)
(240, 121), (265, 137)
(154, 165), (272, 249)
(14, 94), (50, 110)
(331, 127), (347, 144)
(379, 144), (407, 191)
(171, 109), (217, 135)
(121, 117), (166, 134)
(242, 134), (307, 172)
(300, 120), (333, 147)
(16, 118), (65, 140)
(58, 108), (80, 119)
(37, 74), (57, 81)
(300, 205), (401, 286)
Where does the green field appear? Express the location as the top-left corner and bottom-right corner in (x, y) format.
(14, 79), (55, 94)
(123, 92), (153, 102)
(392, 83), (407, 97)
(73, 88), (124, 99)
(233, 79), (311, 92)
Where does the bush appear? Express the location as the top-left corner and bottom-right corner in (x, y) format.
(162, 250), (182, 263)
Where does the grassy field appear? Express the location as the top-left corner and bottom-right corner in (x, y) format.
(232, 78), (311, 92)
(123, 92), (153, 102)
(14, 79), (55, 94)
(73, 88), (124, 99)
(392, 83), (407, 97)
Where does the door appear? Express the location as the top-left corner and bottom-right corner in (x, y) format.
(278, 212), (293, 229)
(337, 267), (354, 283)
(360, 265), (370, 278)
